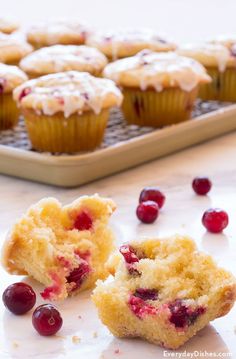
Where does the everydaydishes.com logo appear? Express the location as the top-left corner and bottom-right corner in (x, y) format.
(163, 351), (232, 358)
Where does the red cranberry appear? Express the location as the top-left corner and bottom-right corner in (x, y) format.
(0, 78), (6, 94)
(119, 245), (140, 276)
(119, 244), (139, 264)
(202, 208), (229, 233)
(134, 288), (158, 301)
(192, 177), (212, 195)
(66, 261), (91, 291)
(18, 87), (31, 101)
(136, 201), (159, 224)
(169, 299), (205, 328)
(129, 295), (157, 319)
(74, 211), (93, 231)
(139, 187), (166, 208)
(2, 282), (36, 315)
(32, 304), (63, 336)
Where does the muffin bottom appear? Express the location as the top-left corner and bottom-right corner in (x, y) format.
(199, 67), (236, 101)
(0, 93), (20, 130)
(22, 108), (109, 153)
(121, 87), (198, 127)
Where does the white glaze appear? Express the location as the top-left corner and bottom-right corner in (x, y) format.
(177, 43), (235, 72)
(104, 51), (211, 92)
(13, 71), (123, 117)
(20, 45), (108, 76)
(86, 28), (176, 59)
(0, 63), (27, 93)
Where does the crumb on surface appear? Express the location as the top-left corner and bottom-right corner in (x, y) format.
(78, 315), (82, 319)
(12, 341), (19, 348)
(93, 331), (98, 338)
(55, 335), (66, 340)
(72, 335), (81, 344)
(114, 349), (120, 354)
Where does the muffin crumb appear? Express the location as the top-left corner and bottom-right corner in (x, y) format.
(72, 335), (81, 344)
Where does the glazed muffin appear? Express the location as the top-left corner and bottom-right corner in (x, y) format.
(177, 43), (236, 101)
(27, 20), (90, 49)
(0, 18), (19, 34)
(0, 63), (27, 130)
(2, 195), (116, 301)
(93, 235), (236, 349)
(0, 33), (33, 65)
(13, 71), (122, 153)
(20, 45), (108, 78)
(103, 50), (211, 127)
(86, 28), (176, 60)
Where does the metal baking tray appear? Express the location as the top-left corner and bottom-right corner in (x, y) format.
(0, 101), (236, 187)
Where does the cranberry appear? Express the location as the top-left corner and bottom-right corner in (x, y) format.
(66, 261), (91, 291)
(18, 87), (31, 101)
(2, 282), (36, 315)
(119, 244), (139, 264)
(139, 187), (166, 208)
(32, 304), (63, 336)
(134, 288), (158, 301)
(136, 201), (159, 224)
(202, 208), (229, 233)
(169, 299), (205, 328)
(119, 245), (140, 276)
(74, 211), (93, 231)
(0, 78), (6, 94)
(129, 295), (157, 319)
(192, 177), (212, 195)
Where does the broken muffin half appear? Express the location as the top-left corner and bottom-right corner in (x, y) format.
(2, 194), (116, 300)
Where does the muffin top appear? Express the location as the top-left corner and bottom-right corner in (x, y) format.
(0, 18), (19, 34)
(177, 43), (236, 72)
(13, 71), (123, 118)
(27, 20), (90, 47)
(103, 50), (211, 92)
(210, 35), (236, 49)
(86, 28), (176, 59)
(0, 63), (28, 93)
(0, 33), (33, 64)
(20, 45), (108, 77)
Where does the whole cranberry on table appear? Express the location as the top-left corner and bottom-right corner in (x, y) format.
(139, 187), (166, 208)
(192, 177), (212, 195)
(136, 200), (159, 224)
(32, 304), (63, 336)
(202, 208), (229, 233)
(2, 282), (36, 315)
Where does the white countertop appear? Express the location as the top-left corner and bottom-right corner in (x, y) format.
(1, 0), (236, 357)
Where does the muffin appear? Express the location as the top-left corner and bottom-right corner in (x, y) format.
(0, 33), (33, 65)
(86, 28), (176, 60)
(93, 235), (236, 349)
(0, 63), (28, 130)
(20, 45), (108, 78)
(210, 35), (236, 51)
(0, 18), (19, 34)
(13, 71), (123, 153)
(103, 50), (211, 127)
(177, 43), (236, 101)
(27, 20), (90, 49)
(2, 194), (116, 301)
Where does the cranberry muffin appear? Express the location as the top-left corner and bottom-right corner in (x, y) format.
(0, 63), (27, 129)
(0, 18), (19, 34)
(27, 20), (90, 49)
(104, 50), (211, 127)
(93, 235), (236, 349)
(20, 45), (108, 78)
(177, 43), (236, 101)
(0, 33), (33, 65)
(2, 195), (116, 301)
(13, 71), (122, 153)
(86, 28), (176, 60)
